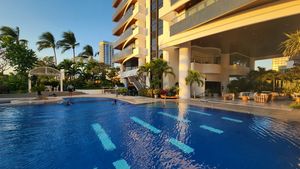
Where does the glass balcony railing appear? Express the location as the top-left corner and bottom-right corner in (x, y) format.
(170, 0), (180, 6)
(113, 44), (135, 61)
(170, 0), (254, 35)
(113, 27), (134, 48)
(113, 5), (134, 34)
(113, 0), (129, 21)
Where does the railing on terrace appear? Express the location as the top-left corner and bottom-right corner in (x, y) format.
(171, 0), (219, 25)
(170, 0), (180, 6)
(113, 44), (135, 61)
(193, 56), (221, 64)
(113, 5), (134, 34)
(170, 0), (255, 35)
(113, 26), (134, 48)
(113, 0), (129, 20)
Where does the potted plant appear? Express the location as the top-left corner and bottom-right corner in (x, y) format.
(33, 84), (46, 99)
(153, 89), (161, 99)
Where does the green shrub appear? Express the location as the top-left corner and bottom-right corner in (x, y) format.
(138, 88), (148, 96)
(289, 102), (300, 109)
(153, 89), (161, 95)
(146, 89), (153, 97)
(117, 88), (128, 95)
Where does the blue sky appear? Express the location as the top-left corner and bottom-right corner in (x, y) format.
(0, 0), (271, 69)
(0, 0), (114, 62)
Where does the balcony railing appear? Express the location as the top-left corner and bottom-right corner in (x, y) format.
(113, 0), (129, 21)
(113, 27), (134, 48)
(113, 0), (122, 8)
(170, 0), (255, 35)
(113, 44), (135, 62)
(170, 0), (180, 6)
(113, 5), (134, 34)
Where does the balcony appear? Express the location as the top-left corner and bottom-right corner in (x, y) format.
(113, 0), (122, 8)
(113, 5), (134, 35)
(113, 44), (134, 63)
(113, 4), (146, 36)
(113, 26), (147, 50)
(121, 68), (138, 78)
(113, 0), (137, 22)
(170, 0), (256, 35)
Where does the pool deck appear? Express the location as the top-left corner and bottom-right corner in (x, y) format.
(1, 94), (299, 122)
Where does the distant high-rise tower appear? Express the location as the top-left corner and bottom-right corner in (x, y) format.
(272, 57), (289, 71)
(99, 41), (114, 66)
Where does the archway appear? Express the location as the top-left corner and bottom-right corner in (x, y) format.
(28, 67), (65, 93)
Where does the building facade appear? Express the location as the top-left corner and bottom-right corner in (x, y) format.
(112, 0), (300, 98)
(99, 41), (114, 66)
(272, 57), (289, 71)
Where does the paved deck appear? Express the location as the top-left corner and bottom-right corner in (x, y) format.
(0, 94), (299, 122)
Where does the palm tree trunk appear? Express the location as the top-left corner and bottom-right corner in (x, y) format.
(72, 47), (76, 62)
(53, 47), (57, 65)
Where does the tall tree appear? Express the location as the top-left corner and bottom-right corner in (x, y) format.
(281, 30), (300, 60)
(36, 32), (58, 65)
(57, 31), (79, 62)
(0, 26), (28, 45)
(4, 43), (37, 74)
(185, 70), (205, 98)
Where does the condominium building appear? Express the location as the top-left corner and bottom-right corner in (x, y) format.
(272, 57), (289, 71)
(112, 0), (300, 99)
(99, 41), (114, 66)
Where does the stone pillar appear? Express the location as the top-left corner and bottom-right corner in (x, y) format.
(250, 57), (255, 70)
(163, 48), (179, 89)
(28, 75), (31, 93)
(179, 43), (191, 99)
(60, 69), (65, 92)
(220, 54), (230, 93)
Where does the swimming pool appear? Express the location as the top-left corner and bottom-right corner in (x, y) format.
(0, 97), (299, 169)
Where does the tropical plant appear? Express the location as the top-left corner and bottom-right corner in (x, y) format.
(281, 30), (300, 60)
(79, 45), (94, 60)
(57, 31), (79, 62)
(36, 32), (58, 65)
(185, 70), (205, 98)
(138, 59), (175, 89)
(4, 43), (37, 74)
(0, 26), (28, 45)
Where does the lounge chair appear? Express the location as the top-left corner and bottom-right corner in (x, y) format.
(222, 93), (235, 100)
(254, 93), (271, 103)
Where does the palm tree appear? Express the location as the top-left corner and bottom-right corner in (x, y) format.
(57, 31), (79, 62)
(36, 32), (58, 65)
(281, 30), (300, 60)
(138, 59), (175, 89)
(185, 70), (205, 98)
(0, 26), (28, 45)
(79, 45), (94, 60)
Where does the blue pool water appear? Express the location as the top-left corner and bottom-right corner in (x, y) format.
(0, 97), (300, 169)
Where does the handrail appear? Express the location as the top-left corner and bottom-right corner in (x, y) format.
(171, 0), (219, 25)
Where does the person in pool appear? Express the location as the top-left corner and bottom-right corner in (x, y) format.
(113, 99), (117, 105)
(67, 85), (74, 96)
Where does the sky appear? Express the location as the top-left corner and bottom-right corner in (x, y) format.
(0, 0), (272, 69)
(0, 0), (114, 63)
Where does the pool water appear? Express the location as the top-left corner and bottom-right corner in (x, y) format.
(0, 98), (299, 169)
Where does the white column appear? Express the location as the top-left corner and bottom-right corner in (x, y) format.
(179, 43), (191, 99)
(221, 54), (230, 93)
(60, 69), (65, 92)
(250, 57), (255, 70)
(28, 75), (31, 93)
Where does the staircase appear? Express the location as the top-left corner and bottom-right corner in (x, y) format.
(128, 76), (144, 90)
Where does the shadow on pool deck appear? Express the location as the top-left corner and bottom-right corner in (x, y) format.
(1, 93), (299, 123)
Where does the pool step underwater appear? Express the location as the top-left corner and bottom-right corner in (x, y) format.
(130, 116), (161, 134)
(91, 123), (116, 151)
(168, 138), (194, 154)
(200, 125), (224, 134)
(113, 159), (131, 169)
(157, 112), (191, 123)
